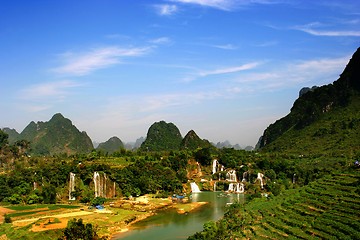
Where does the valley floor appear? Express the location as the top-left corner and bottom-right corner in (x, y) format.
(0, 195), (207, 239)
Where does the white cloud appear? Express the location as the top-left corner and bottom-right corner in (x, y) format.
(182, 62), (260, 82)
(294, 22), (360, 37)
(170, 0), (282, 11)
(19, 80), (82, 100)
(149, 37), (171, 44)
(199, 62), (260, 77)
(154, 4), (178, 15)
(233, 55), (350, 91)
(53, 46), (150, 76)
(212, 44), (238, 50)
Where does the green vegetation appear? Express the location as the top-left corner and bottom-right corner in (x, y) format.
(180, 130), (213, 150)
(59, 218), (105, 240)
(1, 47), (360, 240)
(96, 136), (124, 154)
(140, 120), (183, 151)
(189, 170), (360, 239)
(18, 113), (93, 156)
(259, 47), (360, 156)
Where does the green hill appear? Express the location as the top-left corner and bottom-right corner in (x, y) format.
(180, 130), (213, 150)
(96, 136), (124, 154)
(20, 113), (93, 155)
(140, 121), (182, 151)
(259, 47), (360, 156)
(1, 128), (20, 144)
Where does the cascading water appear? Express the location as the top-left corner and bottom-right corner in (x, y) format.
(94, 171), (107, 198)
(226, 170), (237, 182)
(69, 172), (76, 200)
(213, 181), (217, 191)
(228, 182), (244, 193)
(212, 159), (218, 174)
(190, 182), (201, 193)
(257, 173), (264, 189)
(93, 171), (116, 198)
(242, 171), (248, 182)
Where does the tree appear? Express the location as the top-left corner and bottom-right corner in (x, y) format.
(0, 130), (9, 148)
(60, 218), (102, 240)
(194, 148), (212, 166)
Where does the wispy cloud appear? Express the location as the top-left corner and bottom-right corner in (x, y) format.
(169, 0), (282, 11)
(154, 4), (178, 15)
(211, 44), (238, 50)
(19, 80), (82, 100)
(53, 46), (151, 76)
(17, 80), (83, 112)
(199, 62), (260, 77)
(232, 55), (351, 92)
(183, 62), (261, 82)
(294, 22), (360, 37)
(149, 37), (172, 45)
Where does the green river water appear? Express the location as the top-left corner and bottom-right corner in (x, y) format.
(113, 192), (245, 240)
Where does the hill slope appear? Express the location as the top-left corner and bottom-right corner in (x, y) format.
(259, 47), (360, 156)
(96, 136), (124, 154)
(20, 113), (93, 155)
(190, 169), (360, 239)
(140, 121), (183, 151)
(180, 130), (212, 150)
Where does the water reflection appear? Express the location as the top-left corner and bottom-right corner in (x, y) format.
(114, 192), (245, 240)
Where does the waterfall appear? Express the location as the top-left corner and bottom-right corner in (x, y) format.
(212, 159), (218, 174)
(69, 172), (76, 200)
(214, 181), (217, 191)
(226, 170), (237, 182)
(257, 173), (264, 189)
(190, 182), (201, 193)
(293, 174), (296, 184)
(94, 171), (105, 198)
(94, 171), (111, 198)
(113, 182), (116, 198)
(228, 182), (245, 193)
(242, 171), (248, 182)
(197, 162), (201, 173)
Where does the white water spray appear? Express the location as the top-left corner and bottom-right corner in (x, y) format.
(190, 182), (201, 193)
(69, 172), (76, 200)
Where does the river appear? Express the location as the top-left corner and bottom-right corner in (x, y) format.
(113, 192), (245, 240)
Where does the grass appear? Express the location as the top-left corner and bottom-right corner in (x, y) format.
(6, 204), (80, 211)
(220, 169), (360, 239)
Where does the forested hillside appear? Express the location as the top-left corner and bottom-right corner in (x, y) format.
(259, 47), (360, 156)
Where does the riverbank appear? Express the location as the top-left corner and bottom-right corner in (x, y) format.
(0, 195), (209, 240)
(108, 195), (208, 239)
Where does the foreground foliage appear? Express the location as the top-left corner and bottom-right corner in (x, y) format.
(189, 169), (360, 239)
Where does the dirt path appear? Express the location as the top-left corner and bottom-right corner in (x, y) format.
(12, 210), (95, 227)
(0, 207), (14, 224)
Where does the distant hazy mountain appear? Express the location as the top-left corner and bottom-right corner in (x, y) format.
(19, 113), (93, 155)
(258, 47), (360, 155)
(125, 137), (145, 150)
(214, 140), (242, 150)
(96, 136), (124, 154)
(140, 121), (182, 151)
(180, 130), (213, 150)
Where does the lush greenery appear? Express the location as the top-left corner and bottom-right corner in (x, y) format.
(3, 113), (94, 156)
(259, 47), (360, 154)
(189, 168), (360, 239)
(59, 218), (104, 240)
(140, 120), (183, 151)
(96, 136), (124, 154)
(180, 130), (213, 150)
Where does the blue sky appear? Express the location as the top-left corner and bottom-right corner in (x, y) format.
(1, 0), (359, 147)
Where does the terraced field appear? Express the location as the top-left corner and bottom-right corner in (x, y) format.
(242, 171), (360, 239)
